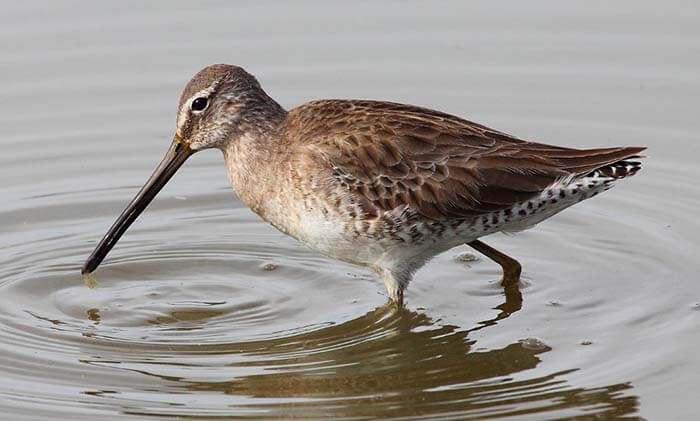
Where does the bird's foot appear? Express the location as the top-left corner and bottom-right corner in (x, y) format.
(500, 259), (522, 287)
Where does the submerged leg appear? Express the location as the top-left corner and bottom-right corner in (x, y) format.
(467, 239), (522, 286)
(372, 265), (407, 308)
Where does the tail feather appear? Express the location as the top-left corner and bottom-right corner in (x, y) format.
(553, 146), (646, 176)
(586, 160), (642, 179)
(556, 145), (646, 180)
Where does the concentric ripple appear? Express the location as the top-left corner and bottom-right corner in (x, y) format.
(6, 170), (690, 420)
(0, 181), (655, 419)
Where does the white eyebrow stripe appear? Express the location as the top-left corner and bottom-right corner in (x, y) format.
(176, 81), (221, 134)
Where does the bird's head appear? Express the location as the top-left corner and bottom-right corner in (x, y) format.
(175, 64), (283, 151)
(81, 64), (284, 276)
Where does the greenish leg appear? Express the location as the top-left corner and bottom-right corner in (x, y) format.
(467, 239), (522, 286)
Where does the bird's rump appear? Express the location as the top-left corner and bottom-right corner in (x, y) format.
(289, 100), (645, 220)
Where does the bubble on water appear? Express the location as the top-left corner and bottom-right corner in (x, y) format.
(261, 263), (279, 271)
(519, 337), (548, 350)
(453, 252), (479, 263)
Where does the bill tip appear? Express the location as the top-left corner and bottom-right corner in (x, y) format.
(82, 271), (99, 289)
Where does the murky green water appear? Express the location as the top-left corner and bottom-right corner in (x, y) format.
(2, 1), (699, 419)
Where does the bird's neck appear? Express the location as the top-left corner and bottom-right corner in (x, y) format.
(221, 128), (285, 218)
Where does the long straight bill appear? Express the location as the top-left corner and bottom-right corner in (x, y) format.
(81, 136), (193, 275)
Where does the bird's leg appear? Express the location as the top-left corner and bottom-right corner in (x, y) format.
(373, 266), (406, 308)
(462, 240), (524, 335)
(392, 289), (404, 309)
(386, 279), (405, 308)
(467, 240), (522, 286)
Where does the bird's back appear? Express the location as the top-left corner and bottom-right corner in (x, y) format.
(283, 99), (644, 220)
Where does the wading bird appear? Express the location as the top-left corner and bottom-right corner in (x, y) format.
(82, 64), (644, 305)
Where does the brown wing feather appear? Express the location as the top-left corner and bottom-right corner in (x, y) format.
(286, 100), (645, 220)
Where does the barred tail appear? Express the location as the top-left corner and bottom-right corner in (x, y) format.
(586, 159), (643, 179)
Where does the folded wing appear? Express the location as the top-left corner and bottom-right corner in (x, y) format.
(290, 100), (645, 220)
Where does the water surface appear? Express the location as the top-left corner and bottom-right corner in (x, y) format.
(1, 1), (699, 419)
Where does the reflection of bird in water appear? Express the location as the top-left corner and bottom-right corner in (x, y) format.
(81, 64), (645, 306)
(85, 303), (639, 419)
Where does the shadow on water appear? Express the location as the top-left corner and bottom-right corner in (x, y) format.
(75, 284), (640, 420)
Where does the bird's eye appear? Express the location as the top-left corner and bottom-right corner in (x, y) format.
(191, 97), (208, 112)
